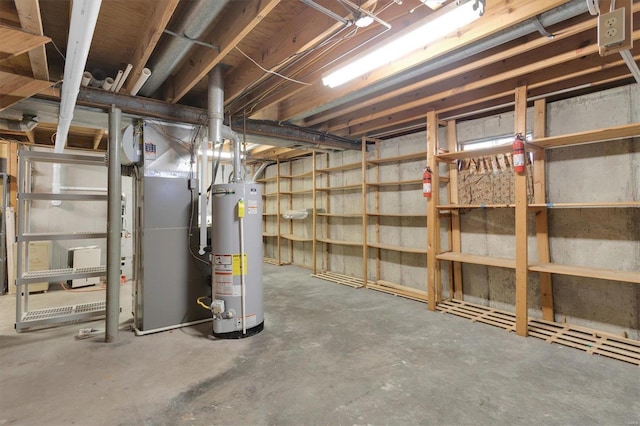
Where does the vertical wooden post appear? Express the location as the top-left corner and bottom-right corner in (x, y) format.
(426, 110), (439, 311)
(514, 82), (529, 337)
(361, 137), (368, 287)
(276, 158), (281, 265)
(373, 140), (381, 282)
(446, 120), (464, 300)
(288, 161), (293, 264)
(312, 151), (317, 274)
(533, 99), (554, 321)
(323, 153), (329, 271)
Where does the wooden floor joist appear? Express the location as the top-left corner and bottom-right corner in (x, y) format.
(437, 299), (640, 366)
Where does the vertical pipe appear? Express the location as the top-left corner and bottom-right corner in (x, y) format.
(208, 66), (224, 155)
(199, 136), (208, 254)
(239, 211), (246, 334)
(106, 105), (122, 342)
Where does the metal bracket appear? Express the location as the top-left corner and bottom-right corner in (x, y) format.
(533, 16), (554, 39)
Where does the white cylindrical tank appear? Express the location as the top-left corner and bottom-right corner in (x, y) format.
(211, 182), (263, 338)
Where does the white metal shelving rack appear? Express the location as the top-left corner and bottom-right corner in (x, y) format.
(15, 150), (108, 332)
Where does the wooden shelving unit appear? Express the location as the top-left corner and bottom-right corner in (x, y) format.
(364, 139), (430, 302)
(312, 149), (365, 286)
(428, 82), (640, 341)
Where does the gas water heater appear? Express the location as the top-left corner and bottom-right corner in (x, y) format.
(210, 181), (264, 338)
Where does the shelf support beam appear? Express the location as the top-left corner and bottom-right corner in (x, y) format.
(426, 109), (439, 310)
(446, 120), (463, 300)
(514, 82), (529, 337)
(533, 98), (554, 321)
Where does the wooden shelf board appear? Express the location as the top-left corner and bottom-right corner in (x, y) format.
(317, 213), (362, 217)
(316, 237), (362, 246)
(263, 257), (290, 266)
(529, 262), (640, 284)
(291, 171), (313, 178)
(280, 189), (313, 195)
(316, 184), (362, 191)
(256, 176), (277, 183)
(368, 242), (427, 254)
(436, 252), (516, 269)
(367, 179), (422, 187)
(367, 212), (427, 217)
(280, 234), (312, 242)
(531, 122), (640, 149)
(366, 151), (427, 164)
(437, 204), (515, 209)
(262, 192), (278, 197)
(262, 233), (278, 237)
(529, 201), (640, 209)
(367, 280), (427, 302)
(437, 299), (640, 366)
(436, 144), (511, 161)
(316, 162), (361, 173)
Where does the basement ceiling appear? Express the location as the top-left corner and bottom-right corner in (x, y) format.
(0, 0), (638, 160)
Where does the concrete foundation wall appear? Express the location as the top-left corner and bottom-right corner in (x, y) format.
(262, 84), (639, 338)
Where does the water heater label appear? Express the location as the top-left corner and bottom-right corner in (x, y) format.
(214, 276), (240, 297)
(213, 254), (232, 272)
(232, 254), (248, 275)
(247, 200), (258, 215)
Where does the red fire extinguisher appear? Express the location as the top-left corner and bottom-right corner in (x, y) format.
(423, 167), (432, 198)
(513, 133), (526, 173)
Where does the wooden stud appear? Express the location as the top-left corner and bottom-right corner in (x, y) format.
(446, 120), (463, 300)
(312, 151), (317, 274)
(288, 161), (293, 264)
(533, 98), (554, 321)
(426, 109), (439, 311)
(514, 81), (529, 337)
(361, 137), (368, 288)
(14, 0), (49, 81)
(276, 158), (281, 265)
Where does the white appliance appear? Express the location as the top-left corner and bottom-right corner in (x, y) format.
(68, 246), (101, 288)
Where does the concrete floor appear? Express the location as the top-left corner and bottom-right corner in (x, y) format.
(1, 264), (639, 425)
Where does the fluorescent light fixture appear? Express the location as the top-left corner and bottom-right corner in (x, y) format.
(322, 0), (485, 88)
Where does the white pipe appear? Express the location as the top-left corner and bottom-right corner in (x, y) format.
(111, 70), (123, 92)
(55, 0), (102, 146)
(129, 68), (151, 96)
(53, 0), (102, 205)
(239, 208), (246, 335)
(115, 63), (133, 92)
(222, 127), (243, 182)
(198, 136), (208, 255)
(102, 77), (114, 91)
(81, 71), (92, 87)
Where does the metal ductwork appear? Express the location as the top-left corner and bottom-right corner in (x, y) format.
(0, 115), (38, 132)
(139, 0), (230, 97)
(290, 0), (589, 122)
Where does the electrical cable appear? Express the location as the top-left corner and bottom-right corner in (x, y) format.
(50, 39), (66, 61)
(229, 0), (400, 115)
(235, 46), (312, 86)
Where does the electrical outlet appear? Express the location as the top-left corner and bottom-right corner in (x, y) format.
(598, 7), (626, 48)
